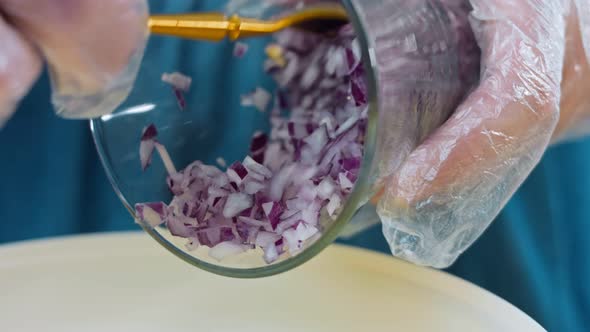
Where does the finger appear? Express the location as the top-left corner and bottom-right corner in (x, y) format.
(377, 0), (566, 267)
(0, 15), (42, 127)
(554, 2), (590, 140)
(0, 0), (149, 118)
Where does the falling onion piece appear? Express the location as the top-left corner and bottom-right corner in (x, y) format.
(154, 142), (177, 175)
(139, 124), (158, 170)
(161, 72), (192, 92)
(233, 42), (249, 58)
(173, 88), (187, 111)
(136, 24), (369, 264)
(161, 72), (191, 111)
(241, 87), (272, 112)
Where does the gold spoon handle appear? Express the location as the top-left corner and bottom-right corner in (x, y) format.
(148, 13), (267, 41)
(147, 4), (348, 42)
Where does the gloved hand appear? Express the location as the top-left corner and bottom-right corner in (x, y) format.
(224, 0), (590, 268)
(0, 0), (148, 126)
(377, 0), (590, 267)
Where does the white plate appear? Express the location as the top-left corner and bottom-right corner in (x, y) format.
(0, 232), (544, 332)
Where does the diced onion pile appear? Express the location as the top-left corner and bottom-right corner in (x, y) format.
(136, 25), (368, 263)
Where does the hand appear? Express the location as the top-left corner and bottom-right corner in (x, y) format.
(377, 0), (590, 268)
(0, 0), (148, 126)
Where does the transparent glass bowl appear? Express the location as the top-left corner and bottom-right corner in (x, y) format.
(91, 0), (467, 278)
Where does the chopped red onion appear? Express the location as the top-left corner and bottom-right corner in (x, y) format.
(241, 87), (272, 112)
(141, 123), (158, 140)
(316, 177), (336, 200)
(167, 215), (198, 238)
(227, 161), (249, 184)
(209, 242), (248, 261)
(243, 156), (272, 178)
(173, 88), (187, 111)
(301, 200), (321, 226)
(262, 240), (281, 264)
(346, 39), (361, 73)
(244, 180), (265, 195)
(326, 193), (342, 218)
(283, 222), (319, 254)
(303, 125), (329, 155)
(300, 64), (320, 90)
(276, 211), (303, 234)
(340, 157), (361, 171)
(185, 238), (199, 251)
(238, 216), (269, 229)
(139, 124), (157, 171)
(233, 42), (249, 58)
(154, 142), (177, 175)
(223, 193), (253, 218)
(350, 79), (367, 106)
(339, 172), (354, 191)
(135, 202), (167, 228)
(136, 24), (369, 264)
(269, 164), (296, 201)
(162, 72), (192, 92)
(325, 46), (348, 77)
(255, 231), (282, 248)
(262, 201), (284, 230)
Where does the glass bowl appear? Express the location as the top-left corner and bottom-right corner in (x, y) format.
(91, 0), (469, 277)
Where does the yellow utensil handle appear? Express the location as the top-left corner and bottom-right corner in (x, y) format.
(148, 13), (231, 41)
(148, 13), (278, 41)
(147, 5), (348, 42)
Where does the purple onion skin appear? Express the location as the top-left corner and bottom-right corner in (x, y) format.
(141, 124), (158, 141)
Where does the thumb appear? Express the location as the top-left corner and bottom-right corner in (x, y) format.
(377, 0), (566, 267)
(0, 0), (149, 119)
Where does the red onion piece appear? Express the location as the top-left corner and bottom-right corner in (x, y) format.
(283, 222), (319, 254)
(326, 193), (342, 218)
(135, 202), (167, 228)
(216, 157), (227, 168)
(262, 201), (284, 230)
(154, 142), (177, 175)
(209, 242), (248, 261)
(255, 231), (282, 248)
(339, 172), (354, 191)
(173, 88), (187, 111)
(227, 161), (249, 185)
(167, 215), (198, 238)
(243, 156), (272, 178)
(161, 72), (192, 92)
(233, 42), (249, 58)
(139, 124), (157, 171)
(223, 193), (253, 218)
(241, 87), (272, 112)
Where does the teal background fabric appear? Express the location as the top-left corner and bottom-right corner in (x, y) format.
(0, 1), (588, 331)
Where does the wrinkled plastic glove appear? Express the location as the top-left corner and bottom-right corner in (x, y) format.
(0, 0), (148, 126)
(378, 0), (590, 268)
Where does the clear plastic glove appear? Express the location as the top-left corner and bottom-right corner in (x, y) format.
(378, 0), (590, 268)
(224, 0), (589, 268)
(0, 0), (148, 126)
